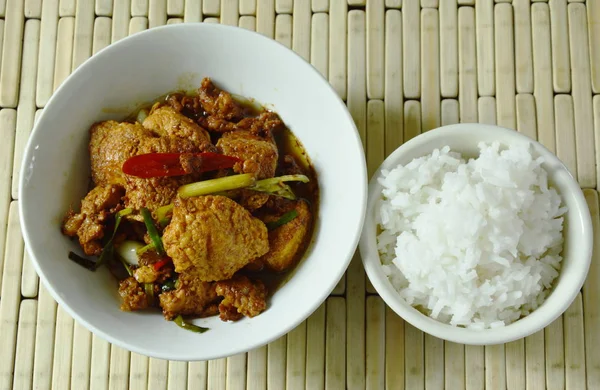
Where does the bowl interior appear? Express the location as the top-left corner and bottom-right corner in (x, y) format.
(20, 24), (367, 360)
(360, 124), (592, 345)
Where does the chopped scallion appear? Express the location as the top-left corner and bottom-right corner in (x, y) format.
(140, 207), (165, 256)
(173, 315), (209, 333)
(266, 210), (299, 230)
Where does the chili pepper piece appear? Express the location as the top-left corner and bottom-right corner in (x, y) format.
(122, 152), (241, 178)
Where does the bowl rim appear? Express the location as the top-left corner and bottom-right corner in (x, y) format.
(359, 123), (593, 345)
(19, 23), (368, 360)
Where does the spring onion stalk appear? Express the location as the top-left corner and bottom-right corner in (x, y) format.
(249, 175), (310, 200)
(118, 256), (134, 277)
(136, 242), (155, 256)
(173, 315), (209, 333)
(156, 204), (174, 227)
(140, 207), (165, 256)
(116, 240), (144, 266)
(144, 283), (154, 305)
(136, 108), (149, 123)
(266, 210), (299, 230)
(68, 251), (97, 271)
(161, 279), (177, 293)
(178, 173), (256, 199)
(96, 208), (133, 269)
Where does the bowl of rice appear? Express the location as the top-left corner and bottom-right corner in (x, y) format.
(359, 123), (592, 345)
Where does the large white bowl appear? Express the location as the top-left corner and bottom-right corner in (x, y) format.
(360, 124), (592, 345)
(19, 24), (367, 361)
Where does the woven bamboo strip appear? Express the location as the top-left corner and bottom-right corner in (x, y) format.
(183, 0), (202, 22)
(478, 96), (497, 125)
(549, 0), (571, 93)
(425, 335), (444, 389)
(329, 0), (347, 99)
(312, 0), (328, 13)
(584, 188), (600, 389)
(131, 0), (149, 17)
(458, 0), (474, 4)
(515, 94), (537, 140)
(404, 100), (421, 142)
(531, 3), (556, 153)
(225, 353), (246, 390)
(310, 13), (329, 78)
(59, 0), (75, 16)
(246, 346), (267, 390)
(513, 0), (533, 94)
(554, 95), (578, 176)
(0, 0), (4, 18)
(240, 0), (256, 16)
(36, 0), (59, 107)
(204, 17), (220, 23)
(405, 323), (425, 390)
(384, 9), (403, 156)
(0, 20), (4, 95)
(95, 0), (112, 16)
(441, 99), (459, 126)
(588, 1), (600, 93)
(12, 300), (37, 390)
(444, 342), (465, 390)
(21, 243), (39, 299)
(187, 360), (208, 390)
(275, 14), (292, 47)
(89, 335), (110, 390)
(11, 19), (39, 201)
(544, 317), (565, 390)
(0, 109), (15, 290)
(458, 6), (477, 123)
(53, 16), (74, 92)
(267, 336), (286, 389)
(109, 346), (132, 389)
(24, 0), (42, 18)
(32, 284), (57, 390)
(564, 294), (586, 389)
(348, 0), (365, 6)
(465, 345), (484, 390)
(276, 0), (292, 14)
(286, 321), (307, 390)
(167, 0), (184, 16)
(325, 297), (345, 390)
(366, 0), (384, 100)
(494, 3), (516, 129)
(385, 307), (404, 390)
(0, 202), (23, 390)
(148, 0), (166, 28)
(402, 0), (420, 99)
(221, 0), (240, 26)
(366, 296), (385, 390)
(148, 358), (168, 390)
(203, 0), (220, 16)
(168, 361), (189, 390)
(475, 0), (495, 96)
(256, 0), (275, 38)
(367, 99), (384, 186)
(129, 353), (149, 390)
(0, 0), (25, 108)
(70, 321), (92, 390)
(130, 17), (149, 34)
(72, 0), (95, 71)
(525, 330), (545, 390)
(439, 0), (457, 98)
(386, 0), (402, 8)
(51, 306), (74, 390)
(421, 8), (440, 132)
(305, 303), (326, 390)
(238, 15), (256, 30)
(93, 17), (112, 53)
(292, 0), (310, 61)
(505, 339), (525, 390)
(568, 3), (596, 188)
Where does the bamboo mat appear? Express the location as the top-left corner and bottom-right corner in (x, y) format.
(0, 0), (599, 389)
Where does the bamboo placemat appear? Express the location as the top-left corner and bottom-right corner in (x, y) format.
(0, 0), (599, 389)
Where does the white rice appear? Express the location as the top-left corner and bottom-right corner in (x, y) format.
(377, 142), (566, 329)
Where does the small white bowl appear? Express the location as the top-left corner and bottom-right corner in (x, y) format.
(19, 24), (367, 360)
(359, 123), (593, 345)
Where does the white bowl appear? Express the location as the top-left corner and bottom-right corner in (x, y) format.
(19, 24), (367, 361)
(359, 123), (592, 345)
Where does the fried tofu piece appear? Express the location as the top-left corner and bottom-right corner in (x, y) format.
(258, 199), (312, 272)
(198, 78), (246, 121)
(118, 277), (150, 311)
(162, 195), (269, 282)
(158, 270), (219, 320)
(215, 275), (267, 321)
(216, 131), (278, 179)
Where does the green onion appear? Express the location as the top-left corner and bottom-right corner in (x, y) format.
(136, 242), (155, 256)
(136, 108), (149, 123)
(177, 173), (256, 199)
(144, 283), (154, 305)
(118, 256), (134, 277)
(266, 210), (299, 230)
(173, 315), (209, 333)
(161, 279), (177, 293)
(156, 204), (174, 227)
(249, 175), (310, 200)
(68, 251), (97, 271)
(96, 208), (133, 269)
(140, 207), (165, 256)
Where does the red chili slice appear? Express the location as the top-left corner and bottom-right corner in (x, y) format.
(153, 258), (171, 271)
(122, 152), (241, 178)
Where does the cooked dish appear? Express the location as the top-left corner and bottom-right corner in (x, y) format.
(62, 78), (318, 331)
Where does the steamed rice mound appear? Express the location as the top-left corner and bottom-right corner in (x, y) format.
(377, 142), (566, 330)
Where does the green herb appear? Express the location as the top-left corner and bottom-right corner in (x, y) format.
(119, 256), (134, 277)
(156, 204), (174, 227)
(161, 279), (177, 293)
(266, 210), (299, 230)
(68, 251), (97, 271)
(140, 207), (165, 256)
(250, 174), (309, 200)
(178, 173), (256, 199)
(174, 315), (209, 333)
(136, 242), (155, 256)
(144, 283), (154, 305)
(96, 208), (133, 269)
